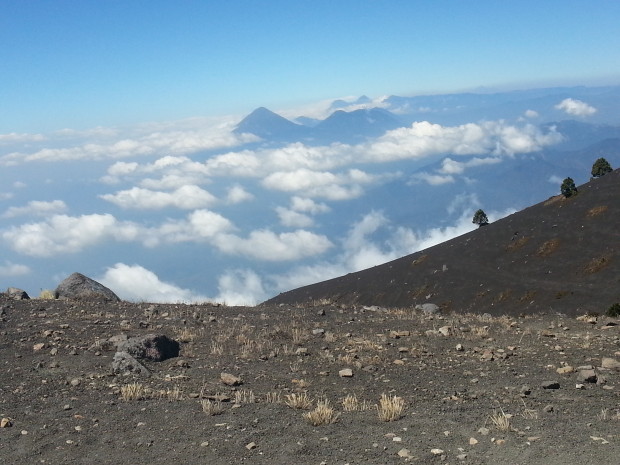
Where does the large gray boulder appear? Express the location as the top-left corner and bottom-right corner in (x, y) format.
(415, 303), (440, 315)
(117, 334), (180, 362)
(112, 351), (150, 376)
(55, 272), (120, 302)
(5, 287), (30, 300)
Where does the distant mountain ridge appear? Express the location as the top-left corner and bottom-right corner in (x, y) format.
(234, 106), (403, 144)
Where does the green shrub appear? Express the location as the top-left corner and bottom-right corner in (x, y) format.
(606, 303), (620, 318)
(560, 177), (578, 198)
(472, 209), (489, 227)
(591, 157), (613, 178)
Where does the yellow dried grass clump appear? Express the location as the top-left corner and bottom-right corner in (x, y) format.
(201, 399), (224, 416)
(587, 205), (608, 217)
(285, 392), (313, 409)
(38, 289), (55, 300)
(489, 409), (511, 431)
(303, 399), (340, 426)
(120, 383), (146, 401)
(537, 238), (560, 257)
(376, 393), (405, 421)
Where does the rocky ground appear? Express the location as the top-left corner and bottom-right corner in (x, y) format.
(2, 297), (620, 464)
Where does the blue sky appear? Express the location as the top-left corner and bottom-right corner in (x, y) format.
(1, 1), (619, 305)
(2, 1), (619, 132)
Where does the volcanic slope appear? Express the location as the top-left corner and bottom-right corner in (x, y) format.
(264, 169), (620, 316)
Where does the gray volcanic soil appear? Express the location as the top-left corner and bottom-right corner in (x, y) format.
(2, 297), (620, 464)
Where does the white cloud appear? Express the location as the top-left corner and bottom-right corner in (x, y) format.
(213, 269), (267, 306)
(555, 98), (597, 116)
(2, 200), (68, 218)
(438, 156), (502, 175)
(411, 172), (455, 185)
(2, 213), (140, 257)
(226, 184), (254, 204)
(98, 263), (210, 303)
(548, 174), (564, 185)
(0, 132), (46, 144)
(1, 208), (328, 263)
(147, 209), (235, 246)
(213, 229), (333, 261)
(290, 196), (330, 214)
(0, 117), (259, 166)
(0, 260), (30, 277)
(108, 161), (139, 176)
(262, 168), (379, 200)
(367, 120), (562, 161)
(100, 185), (217, 210)
(275, 207), (314, 228)
(524, 109), (539, 118)
(0, 192), (13, 200)
(204, 150), (262, 177)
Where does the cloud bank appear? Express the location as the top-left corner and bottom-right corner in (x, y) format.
(555, 98), (597, 116)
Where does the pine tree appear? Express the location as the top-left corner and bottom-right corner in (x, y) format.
(560, 177), (578, 198)
(472, 209), (489, 227)
(591, 157), (613, 178)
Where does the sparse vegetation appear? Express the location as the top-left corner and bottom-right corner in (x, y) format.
(303, 399), (339, 426)
(489, 409), (511, 431)
(472, 209), (489, 227)
(411, 254), (428, 266)
(38, 289), (55, 299)
(583, 256), (610, 274)
(201, 399), (224, 416)
(376, 393), (405, 422)
(285, 392), (313, 410)
(120, 383), (146, 401)
(607, 303), (620, 318)
(561, 177), (578, 198)
(537, 238), (560, 257)
(591, 157), (613, 178)
(587, 205), (608, 217)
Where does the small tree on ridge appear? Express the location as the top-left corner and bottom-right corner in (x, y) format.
(560, 177), (578, 198)
(472, 209), (489, 227)
(591, 157), (613, 178)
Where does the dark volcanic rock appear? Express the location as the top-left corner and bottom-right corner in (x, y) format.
(112, 351), (150, 376)
(55, 272), (120, 302)
(117, 334), (180, 362)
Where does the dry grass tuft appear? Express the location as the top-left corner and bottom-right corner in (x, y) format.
(587, 205), (608, 217)
(583, 256), (611, 274)
(411, 254), (428, 266)
(303, 399), (340, 426)
(155, 386), (182, 401)
(265, 391), (282, 404)
(38, 289), (55, 300)
(291, 327), (309, 344)
(176, 328), (200, 343)
(120, 383), (146, 401)
(537, 238), (560, 257)
(234, 389), (256, 404)
(210, 341), (224, 355)
(376, 393), (405, 422)
(489, 409), (511, 431)
(342, 394), (360, 412)
(201, 399), (224, 416)
(285, 392), (313, 410)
